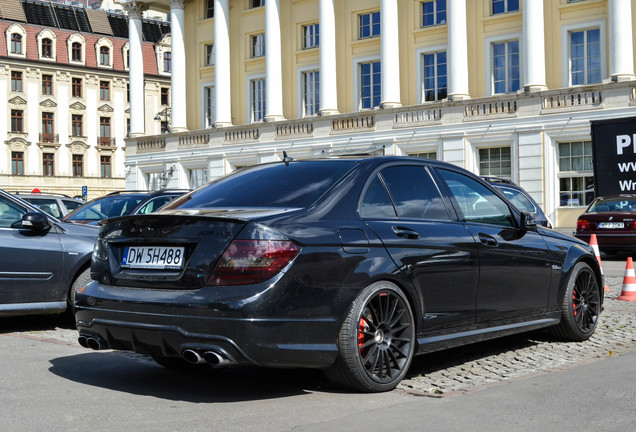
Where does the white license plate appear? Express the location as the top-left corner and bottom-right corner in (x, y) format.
(121, 246), (185, 269)
(598, 222), (624, 229)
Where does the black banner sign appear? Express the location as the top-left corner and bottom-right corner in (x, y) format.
(591, 117), (636, 197)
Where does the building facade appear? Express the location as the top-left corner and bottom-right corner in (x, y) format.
(0, 0), (171, 199)
(121, 0), (636, 229)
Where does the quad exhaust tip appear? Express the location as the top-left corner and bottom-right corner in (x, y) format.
(182, 348), (232, 366)
(78, 335), (104, 350)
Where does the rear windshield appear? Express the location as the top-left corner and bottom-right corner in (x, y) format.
(588, 197), (636, 213)
(176, 161), (357, 209)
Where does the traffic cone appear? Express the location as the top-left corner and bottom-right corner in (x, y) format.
(617, 257), (636, 301)
(589, 234), (610, 292)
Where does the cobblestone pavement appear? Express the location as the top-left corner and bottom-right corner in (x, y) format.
(5, 276), (636, 396)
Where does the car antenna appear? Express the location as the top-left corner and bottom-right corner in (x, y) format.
(283, 151), (293, 167)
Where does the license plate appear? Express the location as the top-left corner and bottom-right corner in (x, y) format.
(598, 222), (624, 229)
(121, 246), (185, 269)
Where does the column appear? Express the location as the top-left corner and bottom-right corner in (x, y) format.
(214, 0), (232, 126)
(319, 0), (338, 115)
(609, 0), (635, 81)
(447, 0), (469, 100)
(522, 0), (547, 91)
(380, 0), (401, 108)
(265, 0), (285, 121)
(124, 1), (147, 137)
(170, 0), (188, 131)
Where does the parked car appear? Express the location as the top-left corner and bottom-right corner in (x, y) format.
(75, 157), (603, 392)
(63, 190), (188, 225)
(483, 177), (552, 228)
(13, 192), (84, 219)
(575, 195), (636, 254)
(0, 189), (97, 317)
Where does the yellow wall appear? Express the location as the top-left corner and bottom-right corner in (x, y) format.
(183, 0), (628, 130)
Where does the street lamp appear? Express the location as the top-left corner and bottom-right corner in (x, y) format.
(154, 108), (171, 133)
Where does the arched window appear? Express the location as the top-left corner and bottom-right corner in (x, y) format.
(42, 38), (53, 58)
(10, 34), (22, 54)
(72, 42), (82, 62)
(99, 46), (110, 66)
(163, 52), (172, 73)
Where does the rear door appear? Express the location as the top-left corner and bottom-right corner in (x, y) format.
(435, 168), (553, 323)
(360, 164), (479, 331)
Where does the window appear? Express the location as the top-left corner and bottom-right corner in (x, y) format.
(11, 110), (23, 132)
(42, 113), (54, 142)
(100, 117), (111, 145)
(72, 154), (83, 177)
(204, 86), (214, 128)
(99, 46), (110, 66)
(559, 141), (594, 207)
(147, 172), (162, 190)
(161, 87), (169, 106)
(205, 44), (214, 66)
(43, 153), (55, 177)
(411, 151), (437, 160)
(163, 52), (172, 73)
(360, 61), (381, 109)
(250, 0), (264, 8)
(42, 74), (53, 95)
(422, 0), (446, 27)
(100, 81), (110, 100)
(492, 40), (520, 94)
(72, 78), (82, 98)
(12, 152), (24, 176)
(302, 70), (320, 116)
(189, 168), (209, 189)
(570, 28), (601, 85)
(303, 24), (319, 49)
(439, 168), (514, 227)
(100, 156), (111, 178)
(251, 78), (266, 122)
(10, 34), (22, 54)
(72, 42), (82, 62)
(72, 114), (83, 137)
(359, 12), (380, 39)
(11, 71), (22, 92)
(41, 38), (53, 58)
(423, 51), (447, 101)
(206, 0), (214, 18)
(251, 34), (265, 58)
(479, 147), (511, 178)
(492, 0), (519, 15)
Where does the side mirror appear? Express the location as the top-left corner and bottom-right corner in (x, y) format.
(20, 212), (51, 232)
(520, 211), (537, 231)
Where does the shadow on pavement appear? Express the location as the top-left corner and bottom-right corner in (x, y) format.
(0, 315), (73, 333)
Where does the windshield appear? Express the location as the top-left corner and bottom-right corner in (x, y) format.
(66, 195), (147, 222)
(588, 197), (636, 213)
(175, 161), (357, 209)
(498, 187), (536, 213)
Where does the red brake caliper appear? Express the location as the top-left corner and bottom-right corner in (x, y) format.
(573, 290), (578, 317)
(358, 318), (367, 354)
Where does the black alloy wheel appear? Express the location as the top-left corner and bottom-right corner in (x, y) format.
(326, 281), (415, 392)
(552, 262), (601, 341)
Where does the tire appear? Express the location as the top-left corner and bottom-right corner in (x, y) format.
(66, 268), (91, 321)
(551, 262), (601, 341)
(325, 281), (415, 392)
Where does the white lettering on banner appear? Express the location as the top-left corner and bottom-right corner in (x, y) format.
(619, 180), (636, 192)
(616, 134), (636, 155)
(618, 161), (636, 172)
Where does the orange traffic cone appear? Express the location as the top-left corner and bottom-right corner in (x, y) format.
(617, 257), (636, 301)
(589, 234), (610, 292)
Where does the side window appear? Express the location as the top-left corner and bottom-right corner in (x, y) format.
(360, 176), (397, 218)
(380, 166), (449, 220)
(438, 169), (514, 227)
(0, 196), (27, 228)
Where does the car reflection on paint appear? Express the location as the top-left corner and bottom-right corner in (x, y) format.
(75, 156), (603, 392)
(575, 194), (636, 254)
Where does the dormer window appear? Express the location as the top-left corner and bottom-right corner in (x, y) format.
(163, 52), (172, 73)
(11, 34), (22, 54)
(100, 46), (110, 66)
(42, 38), (53, 58)
(95, 38), (114, 69)
(72, 42), (82, 62)
(67, 33), (86, 65)
(7, 24), (27, 57)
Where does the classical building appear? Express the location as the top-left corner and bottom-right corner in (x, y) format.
(121, 0), (635, 229)
(0, 0), (171, 199)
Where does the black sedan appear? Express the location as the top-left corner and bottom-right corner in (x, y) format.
(575, 195), (636, 254)
(75, 157), (603, 392)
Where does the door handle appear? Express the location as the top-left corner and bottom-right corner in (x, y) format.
(478, 233), (498, 247)
(392, 226), (420, 239)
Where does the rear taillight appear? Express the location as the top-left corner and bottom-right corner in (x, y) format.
(208, 240), (301, 286)
(576, 219), (590, 230)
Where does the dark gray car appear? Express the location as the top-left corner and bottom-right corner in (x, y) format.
(0, 189), (97, 317)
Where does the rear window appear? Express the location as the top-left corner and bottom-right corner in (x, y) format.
(67, 195), (146, 221)
(588, 197), (636, 213)
(176, 161), (357, 209)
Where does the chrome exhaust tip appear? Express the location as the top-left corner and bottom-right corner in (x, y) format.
(77, 336), (89, 348)
(86, 337), (103, 350)
(203, 350), (226, 365)
(182, 349), (205, 364)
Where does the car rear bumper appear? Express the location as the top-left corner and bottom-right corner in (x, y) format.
(575, 232), (636, 251)
(74, 279), (341, 368)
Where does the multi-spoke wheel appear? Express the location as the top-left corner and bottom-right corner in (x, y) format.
(326, 281), (415, 392)
(551, 262), (601, 341)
